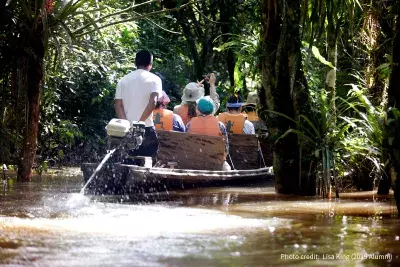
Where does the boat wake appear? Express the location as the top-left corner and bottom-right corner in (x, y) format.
(66, 193), (91, 209)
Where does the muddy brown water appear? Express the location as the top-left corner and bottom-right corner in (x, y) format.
(0, 168), (399, 267)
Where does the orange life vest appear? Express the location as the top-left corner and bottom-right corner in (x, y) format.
(188, 115), (222, 136)
(247, 111), (259, 122)
(176, 104), (191, 126)
(218, 112), (246, 134)
(153, 108), (173, 131)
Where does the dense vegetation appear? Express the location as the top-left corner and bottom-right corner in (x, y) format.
(0, 0), (399, 205)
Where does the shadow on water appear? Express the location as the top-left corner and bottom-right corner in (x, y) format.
(1, 168), (399, 267)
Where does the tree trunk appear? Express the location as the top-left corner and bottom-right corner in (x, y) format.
(17, 55), (43, 182)
(383, 8), (400, 214)
(293, 55), (317, 196)
(178, 12), (204, 81)
(260, 0), (315, 195)
(219, 0), (237, 87)
(17, 25), (46, 182)
(363, 4), (393, 106)
(369, 2), (394, 194)
(325, 29), (337, 99)
(226, 49), (235, 87)
(10, 58), (28, 162)
(176, 8), (215, 82)
(386, 11), (400, 108)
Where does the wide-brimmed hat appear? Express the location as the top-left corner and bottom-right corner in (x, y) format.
(242, 91), (259, 107)
(157, 91), (170, 105)
(181, 82), (205, 102)
(196, 96), (215, 115)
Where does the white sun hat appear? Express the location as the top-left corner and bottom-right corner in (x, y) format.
(181, 82), (205, 102)
(242, 91), (259, 106)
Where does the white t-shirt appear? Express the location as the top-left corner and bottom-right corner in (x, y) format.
(115, 69), (162, 127)
(244, 120), (255, 134)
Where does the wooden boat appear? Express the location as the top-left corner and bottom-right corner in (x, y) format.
(81, 130), (273, 195)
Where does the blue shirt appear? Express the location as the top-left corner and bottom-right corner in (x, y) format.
(173, 114), (185, 132)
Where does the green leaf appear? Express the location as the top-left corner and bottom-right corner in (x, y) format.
(213, 41), (236, 52)
(299, 115), (319, 136)
(58, 149), (64, 159)
(19, 0), (33, 21)
(275, 128), (315, 145)
(353, 0), (363, 10)
(50, 142), (59, 149)
(377, 63), (390, 70)
(392, 108), (400, 119)
(311, 46), (336, 69)
(266, 110), (297, 124)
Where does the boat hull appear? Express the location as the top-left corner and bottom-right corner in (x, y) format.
(81, 163), (273, 195)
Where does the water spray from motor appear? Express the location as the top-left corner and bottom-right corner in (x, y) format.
(79, 119), (146, 194)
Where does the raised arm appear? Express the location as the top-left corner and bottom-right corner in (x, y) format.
(209, 73), (220, 112)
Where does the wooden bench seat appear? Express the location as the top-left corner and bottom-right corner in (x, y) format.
(227, 134), (259, 170)
(156, 130), (226, 170)
(156, 130), (268, 171)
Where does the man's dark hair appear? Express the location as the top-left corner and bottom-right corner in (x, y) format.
(227, 95), (243, 111)
(135, 50), (153, 68)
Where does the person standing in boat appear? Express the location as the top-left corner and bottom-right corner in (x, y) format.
(173, 73), (220, 125)
(185, 96), (231, 170)
(217, 94), (255, 134)
(114, 50), (162, 162)
(153, 91), (185, 132)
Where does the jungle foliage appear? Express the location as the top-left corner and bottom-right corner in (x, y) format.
(0, 0), (399, 201)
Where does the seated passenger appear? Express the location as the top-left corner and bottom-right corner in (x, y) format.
(241, 105), (259, 122)
(242, 91), (268, 134)
(241, 91), (259, 120)
(186, 96), (231, 171)
(174, 73), (220, 125)
(153, 91), (185, 132)
(173, 82), (203, 126)
(218, 95), (255, 134)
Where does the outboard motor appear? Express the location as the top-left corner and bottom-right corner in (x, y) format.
(105, 119), (146, 162)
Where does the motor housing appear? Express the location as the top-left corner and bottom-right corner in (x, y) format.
(105, 119), (146, 162)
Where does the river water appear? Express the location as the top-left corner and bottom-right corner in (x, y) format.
(0, 169), (399, 266)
